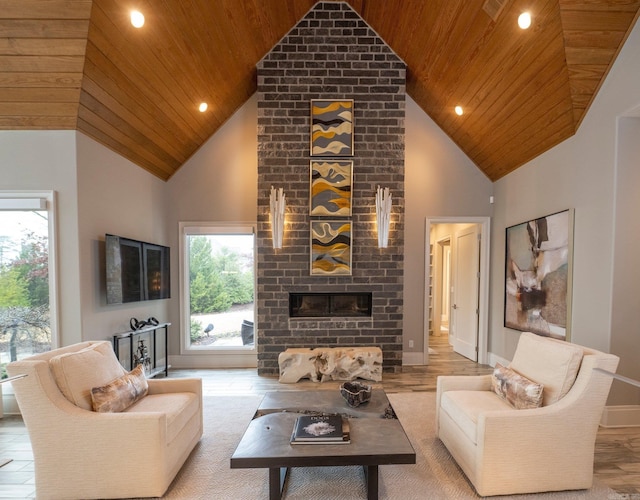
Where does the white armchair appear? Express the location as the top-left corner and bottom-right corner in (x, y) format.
(7, 341), (203, 499)
(436, 332), (619, 497)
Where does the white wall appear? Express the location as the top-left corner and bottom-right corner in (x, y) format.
(75, 132), (171, 340)
(404, 97), (493, 353)
(0, 131), (82, 346)
(165, 96), (258, 357)
(610, 116), (640, 405)
(491, 18), (640, 403)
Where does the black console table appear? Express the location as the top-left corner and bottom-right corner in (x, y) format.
(113, 322), (170, 378)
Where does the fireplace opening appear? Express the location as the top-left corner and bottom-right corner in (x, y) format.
(289, 292), (372, 318)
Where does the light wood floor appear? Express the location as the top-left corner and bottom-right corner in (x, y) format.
(0, 334), (638, 498)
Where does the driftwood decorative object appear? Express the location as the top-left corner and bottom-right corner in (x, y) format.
(278, 346), (382, 383)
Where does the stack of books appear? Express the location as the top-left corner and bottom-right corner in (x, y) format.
(290, 414), (350, 445)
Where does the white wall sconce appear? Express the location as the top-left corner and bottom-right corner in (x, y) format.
(375, 186), (392, 248)
(270, 186), (286, 249)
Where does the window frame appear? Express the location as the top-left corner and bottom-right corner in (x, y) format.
(178, 222), (257, 355)
(0, 190), (59, 350)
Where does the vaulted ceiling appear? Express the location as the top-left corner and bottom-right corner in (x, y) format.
(1, 0), (638, 181)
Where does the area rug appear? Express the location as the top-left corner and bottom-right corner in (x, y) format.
(163, 392), (621, 499)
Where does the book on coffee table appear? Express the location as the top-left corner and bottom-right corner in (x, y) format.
(290, 414), (350, 444)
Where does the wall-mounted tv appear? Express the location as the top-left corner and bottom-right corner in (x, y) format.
(105, 234), (170, 304)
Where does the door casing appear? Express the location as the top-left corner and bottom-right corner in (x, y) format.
(424, 216), (491, 365)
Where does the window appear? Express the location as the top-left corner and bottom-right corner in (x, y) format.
(180, 223), (255, 353)
(0, 192), (57, 377)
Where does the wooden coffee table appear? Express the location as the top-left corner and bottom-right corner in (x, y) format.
(230, 390), (416, 500)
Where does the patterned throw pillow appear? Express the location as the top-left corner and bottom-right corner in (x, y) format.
(91, 364), (148, 413)
(491, 363), (544, 409)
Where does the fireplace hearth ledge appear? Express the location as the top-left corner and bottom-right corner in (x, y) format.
(278, 346), (382, 383)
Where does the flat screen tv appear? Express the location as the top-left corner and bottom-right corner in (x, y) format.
(105, 234), (170, 304)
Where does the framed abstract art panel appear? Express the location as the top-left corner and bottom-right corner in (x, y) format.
(310, 160), (353, 216)
(310, 220), (352, 276)
(310, 99), (354, 156)
(504, 209), (574, 340)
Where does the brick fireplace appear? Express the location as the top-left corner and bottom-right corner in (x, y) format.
(256, 2), (406, 375)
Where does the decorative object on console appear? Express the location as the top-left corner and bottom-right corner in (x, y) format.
(375, 186), (392, 248)
(130, 316), (159, 331)
(269, 186), (286, 249)
(504, 209), (574, 340)
(129, 316), (160, 374)
(133, 338), (152, 374)
(310, 220), (351, 275)
(310, 99), (354, 156)
(340, 381), (372, 407)
(310, 160), (353, 216)
(278, 346), (382, 383)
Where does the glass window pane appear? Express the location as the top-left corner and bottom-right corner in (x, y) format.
(0, 209), (51, 377)
(186, 232), (255, 350)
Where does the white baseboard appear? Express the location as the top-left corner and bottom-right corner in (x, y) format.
(403, 351), (425, 365)
(487, 352), (509, 368)
(600, 405), (640, 427)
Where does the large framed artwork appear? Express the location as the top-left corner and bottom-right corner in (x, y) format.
(310, 99), (354, 156)
(310, 160), (353, 216)
(504, 209), (574, 340)
(310, 220), (352, 276)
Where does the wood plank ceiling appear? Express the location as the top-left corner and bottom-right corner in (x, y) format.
(0, 0), (638, 181)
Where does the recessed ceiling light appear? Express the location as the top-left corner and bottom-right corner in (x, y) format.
(198, 102), (208, 113)
(455, 106), (464, 116)
(130, 10), (145, 28)
(518, 12), (532, 29)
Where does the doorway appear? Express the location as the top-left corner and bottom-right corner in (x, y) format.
(424, 217), (490, 365)
(437, 238), (450, 336)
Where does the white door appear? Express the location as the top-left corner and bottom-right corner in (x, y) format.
(451, 225), (480, 361)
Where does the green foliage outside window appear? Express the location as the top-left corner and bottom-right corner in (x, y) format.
(189, 236), (254, 315)
(0, 267), (29, 307)
(0, 231), (51, 371)
(190, 318), (203, 342)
